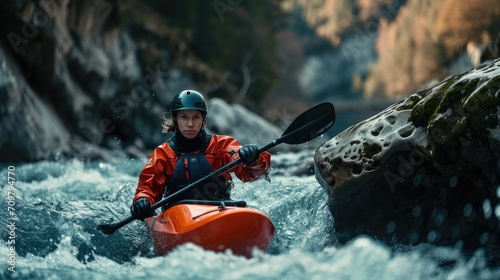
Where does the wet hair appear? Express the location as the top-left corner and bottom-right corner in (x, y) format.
(161, 113), (176, 134)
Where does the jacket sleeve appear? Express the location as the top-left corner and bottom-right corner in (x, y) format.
(211, 135), (271, 182)
(133, 144), (172, 204)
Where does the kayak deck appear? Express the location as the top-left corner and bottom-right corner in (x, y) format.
(145, 200), (275, 257)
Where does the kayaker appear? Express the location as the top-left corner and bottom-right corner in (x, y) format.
(130, 90), (271, 220)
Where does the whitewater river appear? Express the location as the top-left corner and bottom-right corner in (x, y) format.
(1, 153), (498, 279)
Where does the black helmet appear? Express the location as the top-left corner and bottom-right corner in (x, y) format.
(171, 90), (208, 115)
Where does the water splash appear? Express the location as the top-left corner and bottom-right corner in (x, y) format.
(1, 159), (499, 279)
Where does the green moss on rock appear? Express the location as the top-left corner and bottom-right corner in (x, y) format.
(409, 77), (459, 127)
(408, 60), (500, 164)
(361, 142), (382, 160)
(395, 93), (422, 111)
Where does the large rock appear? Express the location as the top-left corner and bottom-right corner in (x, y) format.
(0, 42), (132, 162)
(0, 0), (220, 162)
(0, 46), (72, 161)
(314, 58), (500, 249)
(0, 0), (158, 161)
(0, 0), (288, 162)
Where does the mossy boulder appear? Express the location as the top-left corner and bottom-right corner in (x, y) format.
(314, 58), (500, 249)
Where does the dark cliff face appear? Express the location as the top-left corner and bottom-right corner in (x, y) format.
(314, 58), (500, 249)
(1, 0), (169, 161)
(2, 0), (499, 164)
(0, 0), (284, 162)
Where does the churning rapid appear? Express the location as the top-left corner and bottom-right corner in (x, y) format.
(1, 154), (499, 280)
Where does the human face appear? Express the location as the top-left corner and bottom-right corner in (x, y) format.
(175, 110), (204, 139)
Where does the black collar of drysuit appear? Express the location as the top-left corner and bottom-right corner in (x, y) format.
(172, 129), (207, 153)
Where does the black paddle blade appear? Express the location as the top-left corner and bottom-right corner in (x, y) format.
(97, 224), (116, 235)
(96, 102), (335, 235)
(281, 102), (335, 145)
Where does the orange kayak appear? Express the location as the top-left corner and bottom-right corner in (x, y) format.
(145, 200), (275, 257)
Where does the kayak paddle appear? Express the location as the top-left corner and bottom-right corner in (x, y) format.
(97, 102), (335, 235)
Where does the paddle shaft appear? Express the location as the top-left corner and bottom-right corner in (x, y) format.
(97, 102), (335, 234)
(153, 113), (333, 211)
(152, 122), (299, 210)
(100, 142), (270, 234)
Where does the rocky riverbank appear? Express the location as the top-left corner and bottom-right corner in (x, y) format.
(314, 58), (500, 249)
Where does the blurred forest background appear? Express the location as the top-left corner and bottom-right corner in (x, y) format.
(1, 0), (500, 161)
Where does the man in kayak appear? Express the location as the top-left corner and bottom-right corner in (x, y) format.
(130, 90), (271, 220)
